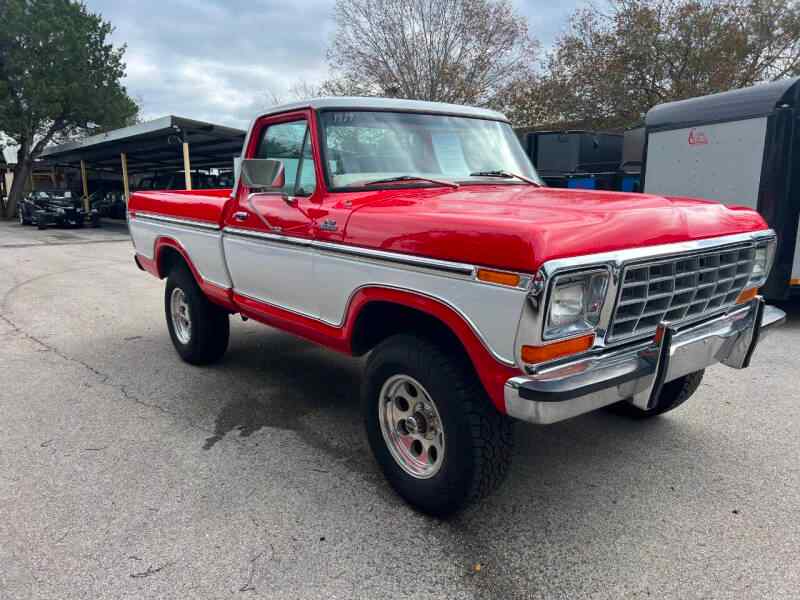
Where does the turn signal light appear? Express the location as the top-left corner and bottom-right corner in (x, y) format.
(736, 287), (759, 305)
(476, 268), (521, 287)
(521, 333), (595, 364)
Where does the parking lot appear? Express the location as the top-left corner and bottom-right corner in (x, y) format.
(1, 219), (798, 599)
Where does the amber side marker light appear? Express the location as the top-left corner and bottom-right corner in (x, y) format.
(522, 333), (595, 364)
(476, 268), (521, 287)
(790, 278), (800, 286)
(736, 287), (759, 305)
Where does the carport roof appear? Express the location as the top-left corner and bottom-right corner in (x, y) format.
(39, 116), (246, 174)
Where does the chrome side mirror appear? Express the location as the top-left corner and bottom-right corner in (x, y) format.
(241, 159), (285, 190)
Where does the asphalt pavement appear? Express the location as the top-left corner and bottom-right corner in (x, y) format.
(1, 219), (798, 599)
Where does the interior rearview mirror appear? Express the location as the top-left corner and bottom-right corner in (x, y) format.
(241, 159), (285, 190)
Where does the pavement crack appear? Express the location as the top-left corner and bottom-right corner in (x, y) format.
(130, 562), (172, 579)
(0, 311), (218, 439)
(0, 238), (130, 250)
(239, 547), (271, 593)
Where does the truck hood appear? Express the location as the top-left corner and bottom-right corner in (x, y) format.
(339, 185), (768, 272)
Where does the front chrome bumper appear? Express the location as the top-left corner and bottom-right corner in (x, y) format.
(504, 298), (785, 425)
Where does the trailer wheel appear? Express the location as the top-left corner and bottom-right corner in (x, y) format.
(165, 264), (229, 365)
(362, 334), (514, 517)
(607, 370), (705, 418)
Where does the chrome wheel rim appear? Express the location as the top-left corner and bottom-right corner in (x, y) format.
(170, 287), (192, 344)
(378, 374), (445, 479)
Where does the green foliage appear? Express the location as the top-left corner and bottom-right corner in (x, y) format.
(0, 0), (138, 153)
(0, 0), (138, 216)
(498, 0), (800, 129)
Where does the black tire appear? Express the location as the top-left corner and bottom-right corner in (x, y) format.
(363, 334), (514, 517)
(164, 264), (229, 365)
(37, 219), (47, 230)
(606, 370), (705, 418)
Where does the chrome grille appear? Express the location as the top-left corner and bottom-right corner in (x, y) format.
(608, 245), (756, 341)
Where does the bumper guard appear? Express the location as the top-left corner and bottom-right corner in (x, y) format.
(504, 298), (785, 424)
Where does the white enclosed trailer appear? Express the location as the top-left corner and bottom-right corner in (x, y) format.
(644, 78), (800, 299)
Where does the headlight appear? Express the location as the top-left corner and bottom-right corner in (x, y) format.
(544, 270), (609, 339)
(748, 237), (777, 288)
(55, 208), (65, 215)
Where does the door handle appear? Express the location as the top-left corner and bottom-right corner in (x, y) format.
(233, 211), (248, 222)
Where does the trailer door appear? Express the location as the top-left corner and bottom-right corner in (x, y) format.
(644, 117), (768, 209)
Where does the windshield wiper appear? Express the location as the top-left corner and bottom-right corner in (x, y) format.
(469, 170), (542, 187)
(362, 175), (460, 189)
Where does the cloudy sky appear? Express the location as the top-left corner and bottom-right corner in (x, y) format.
(84, 0), (585, 130)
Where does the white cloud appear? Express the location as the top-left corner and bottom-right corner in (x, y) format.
(86, 0), (586, 129)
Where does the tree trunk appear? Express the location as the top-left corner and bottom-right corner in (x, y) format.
(4, 159), (33, 220)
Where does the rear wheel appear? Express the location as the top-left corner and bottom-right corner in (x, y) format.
(165, 264), (229, 365)
(363, 334), (514, 517)
(607, 370), (705, 418)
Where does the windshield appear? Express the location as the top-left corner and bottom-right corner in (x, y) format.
(319, 110), (541, 190)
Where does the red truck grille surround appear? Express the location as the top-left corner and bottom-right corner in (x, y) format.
(607, 244), (756, 341)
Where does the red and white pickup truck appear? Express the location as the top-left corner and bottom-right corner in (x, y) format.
(129, 97), (785, 516)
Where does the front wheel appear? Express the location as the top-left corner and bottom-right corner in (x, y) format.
(165, 265), (229, 365)
(606, 370), (705, 418)
(363, 334), (514, 517)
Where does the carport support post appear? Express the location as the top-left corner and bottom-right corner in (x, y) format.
(120, 153), (130, 204)
(182, 141), (192, 190)
(80, 160), (89, 212)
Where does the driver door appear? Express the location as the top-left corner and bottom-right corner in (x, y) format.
(224, 112), (319, 318)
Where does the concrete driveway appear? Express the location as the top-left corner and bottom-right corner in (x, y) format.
(1, 220), (798, 599)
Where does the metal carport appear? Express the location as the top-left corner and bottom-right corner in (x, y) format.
(40, 116), (245, 209)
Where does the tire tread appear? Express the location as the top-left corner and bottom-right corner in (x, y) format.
(364, 333), (513, 515)
(165, 264), (229, 365)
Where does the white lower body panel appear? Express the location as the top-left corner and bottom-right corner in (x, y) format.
(129, 218), (231, 288)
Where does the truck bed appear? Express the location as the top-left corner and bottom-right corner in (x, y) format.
(129, 189), (232, 227)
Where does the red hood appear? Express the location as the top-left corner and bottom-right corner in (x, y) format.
(337, 185), (768, 272)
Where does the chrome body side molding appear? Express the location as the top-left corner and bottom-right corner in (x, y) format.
(222, 226), (527, 366)
(223, 227), (475, 277)
(133, 211), (221, 231)
(128, 213), (230, 288)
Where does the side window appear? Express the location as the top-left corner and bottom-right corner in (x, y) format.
(256, 120), (317, 196)
(296, 129), (316, 196)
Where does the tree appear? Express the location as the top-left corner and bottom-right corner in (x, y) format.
(500, 0), (800, 129)
(0, 0), (138, 218)
(324, 0), (538, 105)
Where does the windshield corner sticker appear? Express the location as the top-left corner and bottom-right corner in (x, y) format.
(431, 132), (471, 176)
(688, 128), (709, 146)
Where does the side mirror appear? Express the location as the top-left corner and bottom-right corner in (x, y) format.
(241, 159), (285, 190)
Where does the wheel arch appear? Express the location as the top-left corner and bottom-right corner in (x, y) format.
(345, 287), (520, 412)
(152, 237), (236, 311)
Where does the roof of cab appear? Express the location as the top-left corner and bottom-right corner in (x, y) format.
(646, 77), (800, 130)
(255, 96), (509, 122)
